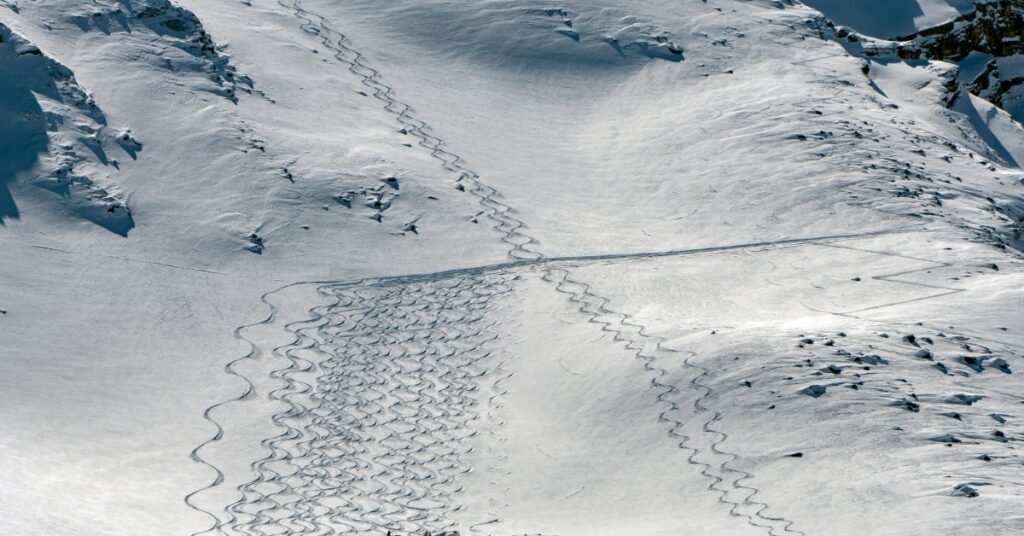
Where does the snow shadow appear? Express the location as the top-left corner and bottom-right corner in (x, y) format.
(955, 93), (1021, 168)
(802, 0), (926, 39)
(0, 51), (49, 223)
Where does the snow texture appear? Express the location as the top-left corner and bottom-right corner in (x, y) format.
(1, 1), (1022, 535)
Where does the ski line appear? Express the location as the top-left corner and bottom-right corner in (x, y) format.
(186, 2), (929, 533)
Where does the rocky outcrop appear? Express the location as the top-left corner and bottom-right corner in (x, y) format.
(0, 21), (136, 234)
(903, 1), (1024, 60)
(822, 1), (1024, 121)
(64, 0), (254, 102)
(910, 1), (1024, 119)
(967, 56), (1024, 119)
(826, 1), (1022, 60)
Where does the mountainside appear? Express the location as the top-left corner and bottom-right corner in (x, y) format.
(1, 1), (1022, 535)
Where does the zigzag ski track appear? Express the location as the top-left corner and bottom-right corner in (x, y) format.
(180, 2), (961, 534)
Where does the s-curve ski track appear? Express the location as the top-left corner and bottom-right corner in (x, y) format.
(182, 1), (946, 534)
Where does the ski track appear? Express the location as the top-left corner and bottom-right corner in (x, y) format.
(280, 0), (542, 264)
(542, 268), (804, 536)
(183, 224), (939, 536)
(174, 2), (987, 533)
(818, 242), (964, 315)
(186, 283), (294, 536)
(217, 274), (518, 535)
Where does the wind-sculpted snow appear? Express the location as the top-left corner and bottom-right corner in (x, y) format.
(278, 0), (542, 262)
(22, 0), (254, 102)
(542, 267), (804, 536)
(0, 22), (135, 234)
(311, 0), (691, 71)
(711, 322), (1024, 503)
(763, 15), (1024, 252)
(602, 17), (684, 61)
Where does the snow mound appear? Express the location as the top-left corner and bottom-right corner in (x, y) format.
(602, 16), (684, 61)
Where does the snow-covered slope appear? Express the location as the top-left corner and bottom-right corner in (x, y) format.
(1, 1), (1022, 535)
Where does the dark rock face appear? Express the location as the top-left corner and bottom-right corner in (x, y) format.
(905, 2), (1024, 117)
(825, 1), (1024, 121)
(968, 59), (1024, 116)
(908, 2), (1024, 61)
